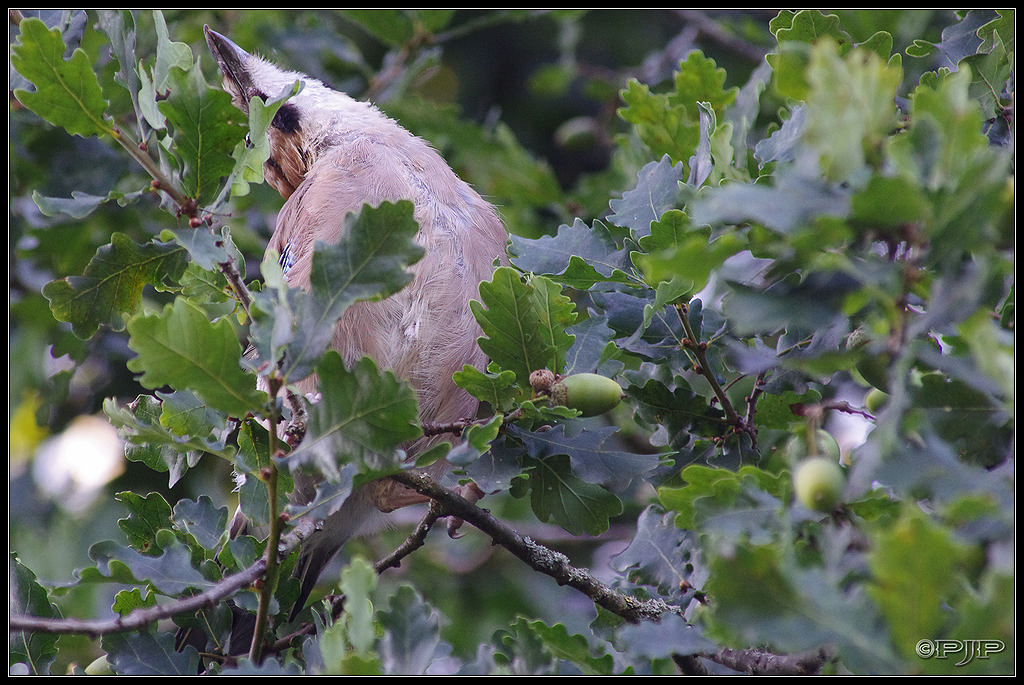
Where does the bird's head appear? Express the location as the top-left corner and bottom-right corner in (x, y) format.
(204, 25), (381, 198)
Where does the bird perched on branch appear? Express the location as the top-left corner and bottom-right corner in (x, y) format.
(205, 26), (508, 622)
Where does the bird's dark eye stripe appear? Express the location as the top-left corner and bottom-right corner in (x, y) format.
(272, 102), (302, 134)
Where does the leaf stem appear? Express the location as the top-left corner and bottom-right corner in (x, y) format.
(107, 124), (193, 211)
(674, 301), (760, 446)
(675, 302), (740, 426)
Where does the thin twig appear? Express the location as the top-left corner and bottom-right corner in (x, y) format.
(218, 255), (253, 316)
(674, 302), (758, 446)
(374, 499), (446, 572)
(248, 376), (286, 664)
(9, 517), (319, 637)
(9, 562), (264, 637)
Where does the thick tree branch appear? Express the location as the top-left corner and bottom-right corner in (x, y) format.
(386, 470), (680, 624)
(384, 471), (829, 675)
(711, 646), (833, 675)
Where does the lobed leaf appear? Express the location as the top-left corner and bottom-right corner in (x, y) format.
(606, 156), (685, 238)
(512, 453), (622, 537)
(703, 543), (904, 674)
(102, 629), (199, 676)
(9, 555), (61, 675)
(42, 233), (189, 339)
(11, 17), (110, 138)
(115, 490), (174, 556)
(286, 352), (421, 483)
(525, 620), (618, 675)
(126, 297), (266, 417)
(867, 507), (972, 661)
(609, 505), (703, 599)
(510, 218), (634, 289)
(158, 63), (246, 201)
(85, 538), (216, 596)
(250, 200), (423, 384)
(511, 422), (663, 491)
(104, 395), (234, 488)
(471, 267), (577, 385)
(377, 585), (446, 675)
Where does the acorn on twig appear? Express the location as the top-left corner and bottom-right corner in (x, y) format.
(547, 372), (625, 417)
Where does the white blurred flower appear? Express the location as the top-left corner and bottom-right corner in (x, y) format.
(32, 415), (124, 513)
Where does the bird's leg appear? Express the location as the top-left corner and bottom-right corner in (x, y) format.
(447, 482), (485, 538)
(370, 475), (485, 539)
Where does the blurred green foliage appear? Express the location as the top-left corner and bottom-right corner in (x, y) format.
(9, 9), (1013, 676)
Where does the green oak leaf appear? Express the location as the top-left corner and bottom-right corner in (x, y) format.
(42, 233), (189, 339)
(618, 52), (736, 175)
(606, 156), (685, 238)
(702, 542), (904, 673)
(376, 584), (447, 676)
(319, 556), (381, 674)
(635, 229), (747, 295)
(867, 506), (973, 661)
(286, 352), (422, 483)
(510, 218), (634, 290)
(126, 297), (266, 417)
(510, 423), (663, 491)
(453, 364), (518, 412)
(115, 490), (174, 556)
(250, 200), (423, 385)
(111, 588), (157, 617)
(513, 453), (623, 537)
(102, 627), (200, 676)
(103, 395), (234, 488)
(9, 555), (61, 675)
(524, 620), (617, 675)
(31, 188), (149, 220)
(471, 267), (577, 385)
(84, 538), (215, 596)
(136, 10), (194, 130)
(11, 17), (110, 138)
(158, 62), (246, 202)
(221, 81), (302, 200)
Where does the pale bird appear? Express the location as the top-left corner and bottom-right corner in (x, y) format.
(205, 26), (508, 623)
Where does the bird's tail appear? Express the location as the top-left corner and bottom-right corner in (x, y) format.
(287, 483), (386, 621)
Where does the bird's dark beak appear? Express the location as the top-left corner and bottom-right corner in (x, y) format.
(204, 25), (255, 109)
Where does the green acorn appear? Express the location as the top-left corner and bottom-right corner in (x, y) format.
(793, 456), (846, 512)
(549, 373), (625, 417)
(84, 655), (114, 675)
